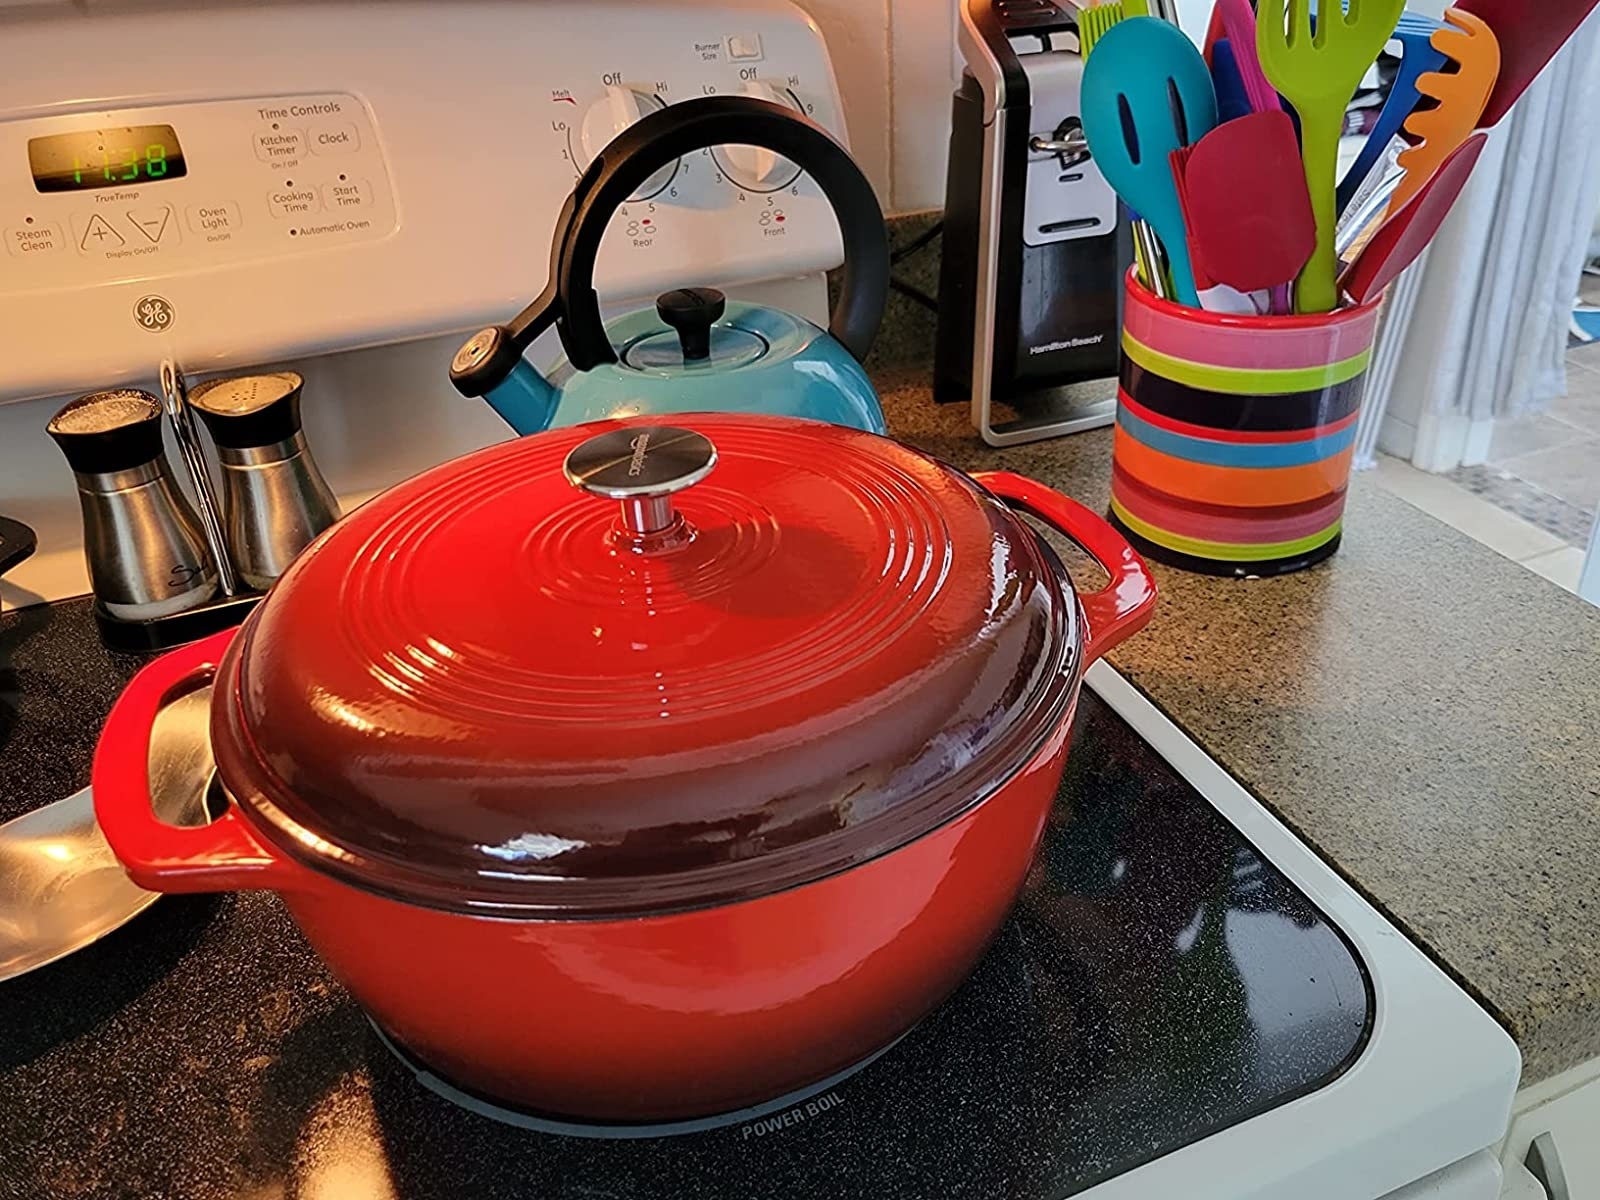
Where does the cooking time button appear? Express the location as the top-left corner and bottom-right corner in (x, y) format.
(268, 185), (320, 219)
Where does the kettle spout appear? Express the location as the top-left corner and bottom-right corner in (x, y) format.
(483, 359), (559, 436)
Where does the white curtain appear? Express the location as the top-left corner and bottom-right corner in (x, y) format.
(1355, 8), (1600, 470)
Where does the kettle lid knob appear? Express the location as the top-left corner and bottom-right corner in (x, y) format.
(655, 287), (726, 362)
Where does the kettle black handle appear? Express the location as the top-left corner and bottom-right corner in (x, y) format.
(450, 97), (888, 396)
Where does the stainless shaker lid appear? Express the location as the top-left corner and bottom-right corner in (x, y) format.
(188, 371), (306, 449)
(47, 390), (166, 476)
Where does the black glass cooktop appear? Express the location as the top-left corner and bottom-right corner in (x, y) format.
(0, 599), (1372, 1200)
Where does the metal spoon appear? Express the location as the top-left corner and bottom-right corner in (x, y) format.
(0, 683), (216, 982)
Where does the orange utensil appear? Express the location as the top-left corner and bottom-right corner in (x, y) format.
(1387, 8), (1500, 216)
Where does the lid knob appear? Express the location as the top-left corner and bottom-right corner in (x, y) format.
(563, 425), (717, 540)
(654, 288), (726, 362)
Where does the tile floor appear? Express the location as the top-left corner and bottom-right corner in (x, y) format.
(1372, 340), (1597, 600)
(1442, 351), (1600, 551)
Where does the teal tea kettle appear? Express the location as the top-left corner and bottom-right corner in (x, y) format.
(450, 96), (890, 434)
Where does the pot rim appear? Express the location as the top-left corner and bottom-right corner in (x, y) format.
(212, 541), (1086, 920)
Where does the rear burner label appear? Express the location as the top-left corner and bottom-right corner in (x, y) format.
(740, 1091), (844, 1139)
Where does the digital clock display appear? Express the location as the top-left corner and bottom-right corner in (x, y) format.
(28, 125), (187, 193)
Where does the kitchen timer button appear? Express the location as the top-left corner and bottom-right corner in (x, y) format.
(254, 127), (306, 165)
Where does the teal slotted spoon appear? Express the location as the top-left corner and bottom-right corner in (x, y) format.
(1258, 0), (1406, 313)
(1081, 17), (1218, 307)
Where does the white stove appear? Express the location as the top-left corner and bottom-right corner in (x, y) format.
(0, 4), (1521, 1198)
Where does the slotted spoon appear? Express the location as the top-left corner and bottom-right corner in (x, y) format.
(1337, 12), (1448, 216)
(1387, 9), (1500, 216)
(1258, 0), (1407, 313)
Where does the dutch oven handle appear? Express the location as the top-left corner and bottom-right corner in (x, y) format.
(93, 626), (296, 894)
(974, 472), (1157, 664)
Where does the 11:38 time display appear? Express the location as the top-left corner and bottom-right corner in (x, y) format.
(28, 125), (189, 193)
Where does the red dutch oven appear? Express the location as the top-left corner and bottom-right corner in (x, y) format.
(93, 414), (1155, 1123)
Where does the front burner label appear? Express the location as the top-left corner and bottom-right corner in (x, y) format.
(739, 1091), (844, 1140)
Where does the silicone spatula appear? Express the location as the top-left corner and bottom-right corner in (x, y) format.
(1337, 14), (1448, 216)
(1457, 0), (1600, 128)
(1258, 0), (1407, 312)
(1175, 110), (1315, 312)
(1216, 0), (1281, 115)
(1340, 133), (1488, 305)
(1081, 17), (1218, 307)
(1387, 9), (1500, 216)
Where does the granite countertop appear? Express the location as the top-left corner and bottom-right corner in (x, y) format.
(874, 368), (1600, 1086)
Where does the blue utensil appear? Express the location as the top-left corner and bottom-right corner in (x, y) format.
(1337, 13), (1448, 217)
(1211, 40), (1255, 124)
(1081, 17), (1219, 307)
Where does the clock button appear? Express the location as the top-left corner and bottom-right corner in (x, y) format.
(309, 121), (361, 156)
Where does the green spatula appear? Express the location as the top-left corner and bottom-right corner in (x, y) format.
(1258, 0), (1406, 312)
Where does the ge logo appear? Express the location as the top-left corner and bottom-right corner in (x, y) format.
(134, 295), (175, 333)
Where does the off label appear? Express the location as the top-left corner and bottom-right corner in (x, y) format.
(739, 1090), (844, 1140)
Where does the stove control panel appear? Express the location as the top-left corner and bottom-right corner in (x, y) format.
(3, 94), (396, 292)
(0, 0), (850, 405)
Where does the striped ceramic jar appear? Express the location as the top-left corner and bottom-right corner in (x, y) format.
(1110, 274), (1384, 577)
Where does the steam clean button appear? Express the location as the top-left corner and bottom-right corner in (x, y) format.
(7, 222), (65, 257)
(310, 122), (361, 155)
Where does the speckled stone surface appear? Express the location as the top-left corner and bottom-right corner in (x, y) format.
(876, 360), (1600, 1086)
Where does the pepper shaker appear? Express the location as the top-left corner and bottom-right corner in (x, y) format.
(187, 371), (340, 590)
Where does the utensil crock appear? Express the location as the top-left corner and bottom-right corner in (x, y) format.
(1112, 271), (1382, 577)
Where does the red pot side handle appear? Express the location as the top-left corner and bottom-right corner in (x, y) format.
(93, 626), (296, 894)
(974, 472), (1158, 664)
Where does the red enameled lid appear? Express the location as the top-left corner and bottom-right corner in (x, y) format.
(211, 415), (1082, 916)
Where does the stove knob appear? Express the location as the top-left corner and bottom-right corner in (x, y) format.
(714, 82), (805, 193)
(570, 85), (679, 199)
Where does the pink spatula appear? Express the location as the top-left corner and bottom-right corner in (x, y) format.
(1339, 133), (1489, 305)
(1172, 110), (1315, 315)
